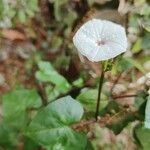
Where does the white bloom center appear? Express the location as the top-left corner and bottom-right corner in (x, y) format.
(96, 39), (106, 46)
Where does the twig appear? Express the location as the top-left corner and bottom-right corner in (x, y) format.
(112, 94), (137, 99)
(72, 119), (96, 130)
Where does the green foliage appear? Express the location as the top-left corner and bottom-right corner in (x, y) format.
(0, 0), (149, 149)
(0, 86), (42, 149)
(0, 87), (90, 149)
(129, 1), (150, 53)
(107, 112), (136, 134)
(135, 125), (150, 150)
(36, 61), (71, 97)
(2, 86), (42, 129)
(49, 0), (77, 26)
(0, 123), (18, 149)
(51, 37), (63, 52)
(72, 78), (84, 88)
(0, 0), (38, 25)
(100, 100), (121, 116)
(77, 89), (108, 113)
(117, 57), (145, 73)
(141, 32), (150, 50)
(115, 57), (133, 72)
(132, 38), (142, 53)
(134, 92), (147, 109)
(25, 96), (88, 150)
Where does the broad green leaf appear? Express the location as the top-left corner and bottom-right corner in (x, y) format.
(36, 61), (71, 93)
(144, 95), (150, 128)
(45, 85), (60, 102)
(0, 123), (17, 149)
(25, 96), (87, 150)
(77, 89), (107, 112)
(2, 87), (42, 129)
(24, 137), (39, 150)
(135, 125), (150, 150)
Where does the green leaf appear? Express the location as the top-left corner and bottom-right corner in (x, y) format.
(18, 10), (26, 23)
(132, 38), (142, 53)
(135, 125), (150, 150)
(25, 96), (88, 150)
(100, 101), (121, 116)
(141, 32), (150, 50)
(134, 92), (147, 110)
(124, 57), (146, 74)
(2, 87), (42, 129)
(107, 112), (136, 134)
(144, 95), (150, 128)
(45, 85), (60, 102)
(51, 37), (63, 50)
(24, 137), (39, 150)
(87, 0), (94, 6)
(143, 16), (150, 33)
(129, 15), (139, 33)
(64, 9), (77, 26)
(140, 4), (150, 16)
(27, 0), (39, 11)
(0, 123), (18, 149)
(77, 89), (107, 112)
(72, 78), (84, 88)
(36, 61), (71, 93)
(134, 92), (148, 120)
(116, 57), (133, 72)
(53, 0), (69, 21)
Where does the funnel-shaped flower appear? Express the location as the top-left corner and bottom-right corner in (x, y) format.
(73, 19), (128, 62)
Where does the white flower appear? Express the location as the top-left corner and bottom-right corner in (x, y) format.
(73, 19), (128, 62)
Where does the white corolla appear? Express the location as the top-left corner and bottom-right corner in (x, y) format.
(73, 19), (128, 62)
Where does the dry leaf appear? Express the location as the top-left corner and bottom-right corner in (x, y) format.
(118, 0), (130, 15)
(1, 29), (26, 41)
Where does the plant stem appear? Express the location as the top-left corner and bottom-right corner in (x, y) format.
(95, 63), (105, 121)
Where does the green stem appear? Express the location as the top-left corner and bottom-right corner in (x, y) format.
(95, 63), (105, 121)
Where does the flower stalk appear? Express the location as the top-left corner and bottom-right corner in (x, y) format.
(95, 62), (105, 121)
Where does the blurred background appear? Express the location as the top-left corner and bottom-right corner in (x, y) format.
(0, 0), (150, 150)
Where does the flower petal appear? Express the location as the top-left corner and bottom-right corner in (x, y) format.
(73, 18), (128, 62)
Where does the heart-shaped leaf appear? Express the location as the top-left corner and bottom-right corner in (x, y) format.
(25, 96), (88, 150)
(2, 86), (42, 129)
